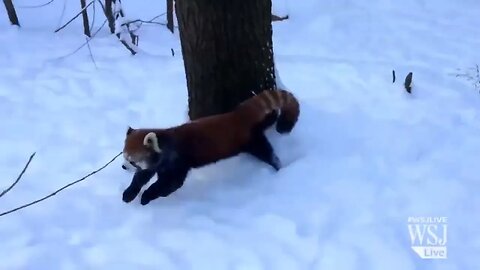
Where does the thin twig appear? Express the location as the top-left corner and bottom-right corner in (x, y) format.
(0, 153), (36, 198)
(0, 152), (123, 218)
(89, 0), (96, 33)
(121, 12), (168, 28)
(453, 64), (480, 92)
(54, 0), (94, 33)
(272, 14), (289, 22)
(55, 0), (67, 30)
(86, 0), (97, 69)
(17, 0), (55, 9)
(122, 19), (167, 27)
(113, 0), (138, 54)
(476, 64), (480, 89)
(86, 36), (98, 69)
(117, 37), (137, 54)
(148, 12), (167, 23)
(56, 18), (107, 60)
(96, 0), (106, 15)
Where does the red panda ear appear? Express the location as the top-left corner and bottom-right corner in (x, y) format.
(143, 132), (162, 153)
(126, 126), (134, 135)
(145, 137), (152, 145)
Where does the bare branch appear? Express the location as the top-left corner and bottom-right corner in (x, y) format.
(56, 18), (107, 60)
(86, 36), (98, 68)
(17, 0), (55, 9)
(122, 19), (167, 27)
(451, 64), (480, 92)
(89, 0), (96, 33)
(55, 0), (67, 30)
(120, 12), (170, 32)
(0, 152), (123, 218)
(118, 38), (137, 54)
(112, 0), (138, 54)
(54, 0), (94, 33)
(0, 152), (36, 198)
(272, 14), (289, 22)
(96, 0), (106, 15)
(3, 0), (21, 26)
(147, 12), (167, 23)
(59, 0), (139, 55)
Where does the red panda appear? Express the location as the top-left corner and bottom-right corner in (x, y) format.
(121, 88), (300, 205)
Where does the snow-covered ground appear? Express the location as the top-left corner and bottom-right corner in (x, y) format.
(1, 0), (479, 269)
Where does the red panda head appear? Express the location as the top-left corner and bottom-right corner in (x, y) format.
(122, 127), (162, 171)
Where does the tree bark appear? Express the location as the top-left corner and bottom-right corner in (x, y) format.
(80, 0), (91, 37)
(175, 0), (276, 120)
(3, 0), (20, 26)
(105, 0), (115, 33)
(166, 0), (174, 33)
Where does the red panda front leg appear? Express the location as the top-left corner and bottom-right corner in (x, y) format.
(140, 165), (190, 205)
(244, 133), (281, 171)
(122, 169), (156, 203)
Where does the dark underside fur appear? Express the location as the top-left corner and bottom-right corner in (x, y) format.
(123, 112), (284, 205)
(243, 111), (281, 171)
(122, 153), (190, 205)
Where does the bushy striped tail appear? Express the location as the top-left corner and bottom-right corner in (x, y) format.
(239, 89), (300, 133)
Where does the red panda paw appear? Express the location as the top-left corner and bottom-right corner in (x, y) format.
(140, 193), (152, 205)
(122, 186), (141, 203)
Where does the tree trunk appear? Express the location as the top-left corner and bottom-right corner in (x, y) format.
(105, 0), (115, 33)
(80, 0), (91, 37)
(3, 0), (20, 26)
(175, 0), (276, 120)
(166, 0), (174, 33)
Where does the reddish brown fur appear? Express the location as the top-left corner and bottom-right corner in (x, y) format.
(123, 89), (300, 168)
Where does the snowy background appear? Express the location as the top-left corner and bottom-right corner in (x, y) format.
(1, 0), (479, 269)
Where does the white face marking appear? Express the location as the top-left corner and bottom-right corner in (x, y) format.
(122, 153), (136, 172)
(136, 161), (149, 170)
(122, 159), (137, 172)
(122, 153), (150, 171)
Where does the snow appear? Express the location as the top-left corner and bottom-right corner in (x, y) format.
(1, 0), (479, 269)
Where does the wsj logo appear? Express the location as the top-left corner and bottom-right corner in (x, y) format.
(408, 216), (447, 259)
